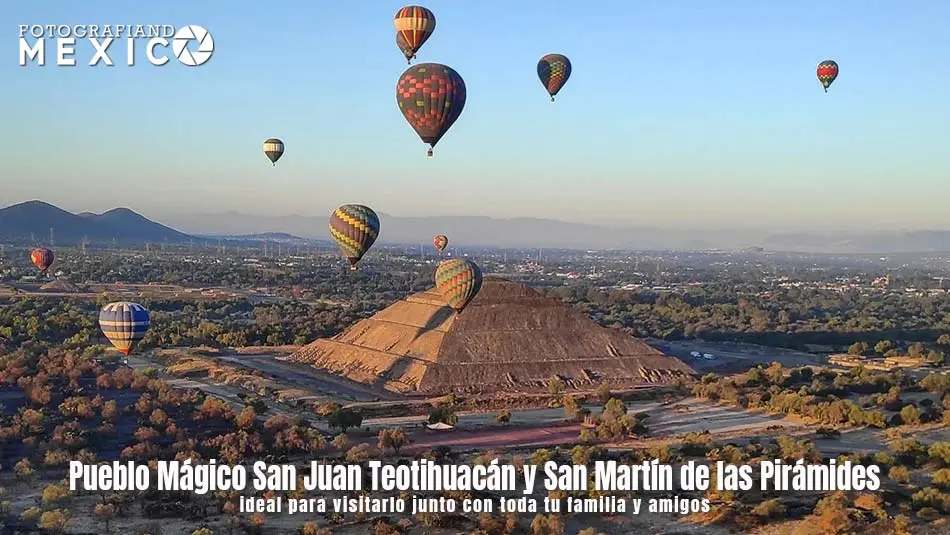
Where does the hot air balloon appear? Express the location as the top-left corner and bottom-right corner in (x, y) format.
(329, 204), (380, 271)
(538, 54), (572, 102)
(394, 5), (436, 63)
(99, 302), (150, 356)
(435, 258), (482, 314)
(30, 247), (54, 273)
(396, 33), (414, 63)
(263, 138), (284, 166)
(817, 60), (838, 93)
(433, 234), (448, 253)
(396, 63), (466, 158)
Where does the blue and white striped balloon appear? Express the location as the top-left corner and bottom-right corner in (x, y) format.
(98, 302), (150, 355)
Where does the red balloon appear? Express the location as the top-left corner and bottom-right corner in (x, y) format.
(433, 234), (448, 252)
(30, 248), (54, 272)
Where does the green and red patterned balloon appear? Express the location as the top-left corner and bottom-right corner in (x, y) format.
(435, 258), (482, 314)
(816, 60), (838, 93)
(396, 63), (466, 158)
(328, 204), (380, 271)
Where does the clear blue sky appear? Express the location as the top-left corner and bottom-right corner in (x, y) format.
(2, 1), (948, 231)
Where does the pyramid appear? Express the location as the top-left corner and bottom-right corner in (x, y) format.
(286, 277), (695, 395)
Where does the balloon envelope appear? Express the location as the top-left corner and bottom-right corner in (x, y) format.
(30, 248), (54, 272)
(396, 33), (414, 62)
(537, 54), (572, 100)
(435, 258), (483, 314)
(99, 302), (150, 356)
(817, 60), (838, 91)
(394, 5), (436, 62)
(396, 63), (466, 154)
(329, 204), (380, 270)
(263, 138), (284, 165)
(433, 235), (448, 252)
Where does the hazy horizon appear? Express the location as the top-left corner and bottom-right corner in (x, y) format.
(7, 198), (950, 237)
(3, 1), (949, 231)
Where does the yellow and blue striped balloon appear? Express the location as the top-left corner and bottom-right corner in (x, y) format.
(99, 302), (150, 356)
(435, 258), (482, 314)
(329, 204), (380, 270)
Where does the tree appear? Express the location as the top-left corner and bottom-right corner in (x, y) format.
(14, 458), (34, 478)
(752, 498), (786, 518)
(595, 382), (613, 404)
(562, 396), (581, 420)
(931, 468), (950, 491)
(921, 373), (950, 397)
(874, 340), (894, 355)
(547, 378), (565, 395)
(427, 408), (458, 426)
(38, 510), (71, 534)
(328, 409), (363, 432)
(899, 405), (921, 426)
(331, 434), (350, 450)
(377, 429), (409, 455)
(93, 503), (117, 533)
(928, 442), (950, 466)
(345, 443), (375, 463)
(148, 408), (169, 427)
(888, 466), (911, 484)
(101, 400), (119, 421)
(245, 396), (268, 414)
(41, 483), (70, 505)
(811, 493), (852, 534)
(236, 406), (257, 430)
(529, 513), (564, 535)
(925, 350), (946, 365)
(848, 342), (868, 356)
(602, 398), (627, 421)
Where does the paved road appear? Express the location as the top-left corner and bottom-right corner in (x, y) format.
(651, 339), (821, 372)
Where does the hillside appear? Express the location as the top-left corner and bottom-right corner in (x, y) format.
(286, 277), (695, 395)
(0, 201), (196, 244)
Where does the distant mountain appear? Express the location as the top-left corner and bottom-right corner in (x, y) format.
(170, 210), (950, 253)
(5, 201), (950, 253)
(0, 201), (196, 244)
(170, 211), (736, 250)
